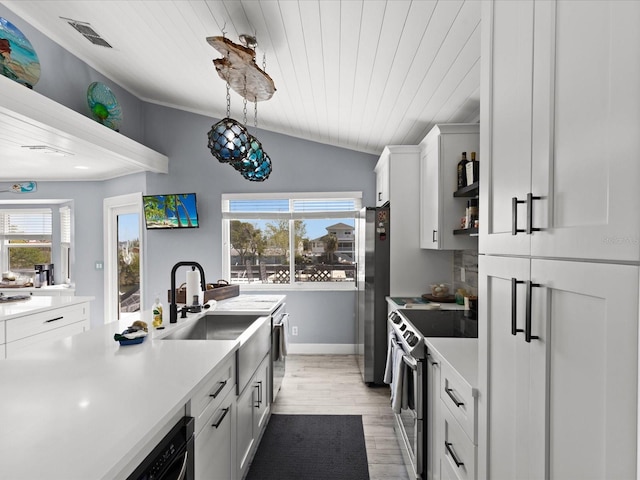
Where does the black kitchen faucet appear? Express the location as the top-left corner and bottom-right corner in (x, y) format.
(169, 261), (206, 323)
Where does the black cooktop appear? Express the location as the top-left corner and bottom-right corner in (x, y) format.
(399, 309), (478, 339)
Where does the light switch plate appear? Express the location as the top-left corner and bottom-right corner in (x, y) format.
(95, 261), (104, 270)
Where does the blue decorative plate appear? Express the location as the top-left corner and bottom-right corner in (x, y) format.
(87, 81), (123, 131)
(0, 17), (41, 88)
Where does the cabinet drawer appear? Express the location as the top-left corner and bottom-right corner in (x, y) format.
(191, 355), (235, 436)
(6, 303), (88, 343)
(440, 400), (477, 480)
(440, 361), (477, 443)
(6, 321), (87, 358)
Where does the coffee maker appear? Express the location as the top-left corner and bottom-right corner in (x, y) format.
(34, 263), (54, 287)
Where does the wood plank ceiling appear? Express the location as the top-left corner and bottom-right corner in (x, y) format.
(3, 0), (480, 156)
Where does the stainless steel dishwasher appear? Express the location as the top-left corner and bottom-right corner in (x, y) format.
(270, 303), (288, 402)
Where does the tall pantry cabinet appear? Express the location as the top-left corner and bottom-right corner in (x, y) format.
(478, 1), (640, 479)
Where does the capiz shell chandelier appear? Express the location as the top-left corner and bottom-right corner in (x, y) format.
(206, 34), (275, 182)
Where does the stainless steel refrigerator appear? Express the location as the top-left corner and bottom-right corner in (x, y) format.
(356, 206), (390, 385)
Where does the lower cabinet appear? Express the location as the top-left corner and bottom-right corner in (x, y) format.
(237, 353), (270, 479)
(4, 302), (90, 359)
(426, 348), (442, 480)
(195, 387), (236, 480)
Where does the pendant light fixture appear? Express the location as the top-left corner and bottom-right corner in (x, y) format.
(206, 33), (275, 181)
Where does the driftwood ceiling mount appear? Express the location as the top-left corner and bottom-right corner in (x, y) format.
(206, 36), (276, 102)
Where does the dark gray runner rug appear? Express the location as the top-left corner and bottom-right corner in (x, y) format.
(246, 414), (370, 480)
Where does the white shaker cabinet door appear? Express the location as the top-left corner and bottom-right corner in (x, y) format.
(479, 0), (534, 257)
(477, 255), (532, 480)
(530, 0), (640, 262)
(530, 259), (638, 480)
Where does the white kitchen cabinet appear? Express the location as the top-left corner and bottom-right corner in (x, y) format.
(195, 387), (236, 480)
(374, 152), (390, 206)
(426, 347), (442, 480)
(419, 124), (479, 251)
(236, 353), (270, 479)
(478, 255), (639, 479)
(480, 0), (640, 262)
(374, 145), (452, 296)
(4, 301), (90, 358)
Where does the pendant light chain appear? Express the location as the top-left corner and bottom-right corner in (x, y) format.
(225, 82), (231, 118)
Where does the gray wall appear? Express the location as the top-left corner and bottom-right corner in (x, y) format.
(1, 5), (378, 345)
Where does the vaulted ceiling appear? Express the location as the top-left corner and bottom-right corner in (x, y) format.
(3, 0), (481, 156)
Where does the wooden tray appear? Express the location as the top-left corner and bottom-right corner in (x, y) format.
(168, 280), (239, 304)
(422, 294), (457, 303)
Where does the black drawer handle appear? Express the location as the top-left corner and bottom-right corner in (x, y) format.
(44, 316), (64, 323)
(525, 281), (541, 343)
(427, 353), (438, 366)
(209, 380), (227, 399)
(432, 230), (437, 243)
(445, 441), (464, 467)
(211, 408), (229, 428)
(445, 387), (464, 407)
(512, 197), (526, 235)
(526, 193), (542, 234)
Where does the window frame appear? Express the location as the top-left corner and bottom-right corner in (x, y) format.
(222, 192), (362, 291)
(0, 208), (53, 276)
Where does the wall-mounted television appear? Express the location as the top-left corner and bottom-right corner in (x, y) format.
(143, 193), (199, 229)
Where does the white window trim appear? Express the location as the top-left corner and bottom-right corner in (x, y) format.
(104, 193), (144, 324)
(221, 192), (362, 291)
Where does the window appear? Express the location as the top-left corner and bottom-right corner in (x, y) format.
(222, 192), (362, 288)
(0, 209), (52, 280)
(60, 206), (71, 282)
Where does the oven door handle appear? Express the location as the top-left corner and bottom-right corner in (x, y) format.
(402, 354), (418, 371)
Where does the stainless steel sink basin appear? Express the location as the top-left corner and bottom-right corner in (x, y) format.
(161, 314), (261, 341)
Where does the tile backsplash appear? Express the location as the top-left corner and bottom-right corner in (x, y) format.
(453, 250), (478, 297)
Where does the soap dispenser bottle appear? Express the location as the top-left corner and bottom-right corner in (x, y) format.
(152, 295), (164, 328)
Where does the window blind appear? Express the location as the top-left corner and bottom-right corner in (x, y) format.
(0, 209), (52, 235)
(60, 207), (71, 243)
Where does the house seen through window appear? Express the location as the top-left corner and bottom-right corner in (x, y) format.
(222, 193), (362, 287)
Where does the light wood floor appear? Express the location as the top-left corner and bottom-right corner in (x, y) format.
(271, 354), (410, 480)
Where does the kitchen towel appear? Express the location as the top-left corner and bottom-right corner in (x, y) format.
(383, 332), (396, 384)
(390, 346), (406, 413)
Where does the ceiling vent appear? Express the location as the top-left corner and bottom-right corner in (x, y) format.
(61, 17), (112, 48)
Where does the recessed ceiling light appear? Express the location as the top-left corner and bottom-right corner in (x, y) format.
(74, 165), (89, 170)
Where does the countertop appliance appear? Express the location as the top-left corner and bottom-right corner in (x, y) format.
(386, 309), (477, 480)
(356, 206), (390, 385)
(34, 263), (54, 287)
(271, 302), (288, 402)
(126, 416), (194, 480)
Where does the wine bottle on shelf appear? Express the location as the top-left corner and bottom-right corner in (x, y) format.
(466, 151), (479, 185)
(457, 151), (468, 189)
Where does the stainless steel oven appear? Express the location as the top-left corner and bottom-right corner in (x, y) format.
(387, 310), (426, 479)
(386, 308), (478, 480)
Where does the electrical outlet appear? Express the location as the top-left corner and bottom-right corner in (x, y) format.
(460, 267), (466, 283)
(291, 326), (298, 336)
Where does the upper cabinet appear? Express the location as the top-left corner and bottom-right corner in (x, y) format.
(374, 153), (390, 207)
(419, 123), (479, 250)
(479, 0), (640, 261)
(0, 75), (169, 181)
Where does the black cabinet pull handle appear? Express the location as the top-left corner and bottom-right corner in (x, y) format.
(445, 387), (464, 407)
(211, 407), (229, 428)
(526, 193), (542, 234)
(257, 380), (263, 405)
(525, 281), (541, 343)
(209, 380), (227, 399)
(511, 278), (524, 336)
(445, 441), (464, 467)
(378, 192), (382, 202)
(432, 230), (437, 243)
(512, 197), (526, 235)
(427, 353), (438, 366)
(44, 316), (64, 323)
(254, 384), (261, 408)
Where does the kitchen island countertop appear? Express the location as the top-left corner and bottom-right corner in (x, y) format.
(0, 294), (284, 479)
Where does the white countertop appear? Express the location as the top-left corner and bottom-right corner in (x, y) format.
(425, 337), (478, 389)
(0, 295), (93, 321)
(212, 294), (286, 314)
(0, 294), (284, 480)
(386, 296), (465, 311)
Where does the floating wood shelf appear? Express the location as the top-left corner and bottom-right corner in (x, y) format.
(453, 181), (479, 197)
(453, 228), (479, 236)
